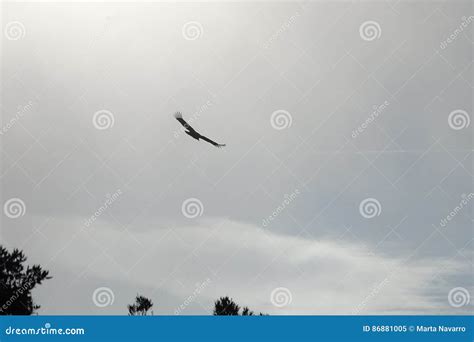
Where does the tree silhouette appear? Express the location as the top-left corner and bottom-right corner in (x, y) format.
(0, 246), (51, 315)
(213, 296), (240, 315)
(128, 295), (153, 316)
(213, 296), (265, 316)
(241, 306), (254, 316)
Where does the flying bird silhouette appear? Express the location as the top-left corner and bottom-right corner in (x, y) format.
(174, 112), (226, 148)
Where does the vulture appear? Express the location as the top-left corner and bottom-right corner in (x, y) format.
(174, 112), (226, 148)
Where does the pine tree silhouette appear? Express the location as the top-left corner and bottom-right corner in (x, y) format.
(0, 246), (51, 315)
(213, 296), (266, 316)
(213, 296), (240, 315)
(128, 295), (153, 316)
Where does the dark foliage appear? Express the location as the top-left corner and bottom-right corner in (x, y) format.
(0, 246), (51, 315)
(128, 295), (153, 316)
(213, 296), (266, 316)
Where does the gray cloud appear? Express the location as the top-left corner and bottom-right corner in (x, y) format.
(1, 1), (472, 315)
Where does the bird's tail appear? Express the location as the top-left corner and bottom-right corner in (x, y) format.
(174, 112), (183, 119)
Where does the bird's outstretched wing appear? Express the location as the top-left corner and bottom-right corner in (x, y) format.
(199, 134), (226, 148)
(174, 112), (226, 148)
(174, 112), (197, 133)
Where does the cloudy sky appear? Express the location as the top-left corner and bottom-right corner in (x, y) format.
(1, 1), (472, 315)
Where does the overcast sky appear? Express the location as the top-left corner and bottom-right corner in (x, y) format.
(1, 0), (473, 315)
